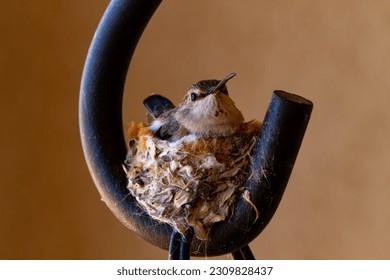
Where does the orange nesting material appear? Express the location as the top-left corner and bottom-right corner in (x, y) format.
(125, 120), (261, 240)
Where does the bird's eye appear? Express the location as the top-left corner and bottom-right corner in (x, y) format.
(190, 92), (197, 101)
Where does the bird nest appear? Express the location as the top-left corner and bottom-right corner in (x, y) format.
(124, 120), (262, 240)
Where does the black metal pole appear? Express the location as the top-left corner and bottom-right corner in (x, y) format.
(79, 0), (172, 250)
(179, 228), (194, 260)
(168, 231), (181, 260)
(232, 245), (255, 260)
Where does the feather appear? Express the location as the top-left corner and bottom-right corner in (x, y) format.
(143, 94), (175, 120)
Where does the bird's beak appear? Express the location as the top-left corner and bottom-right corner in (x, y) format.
(210, 72), (236, 94)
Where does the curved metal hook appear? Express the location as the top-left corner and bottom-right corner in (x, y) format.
(79, 0), (313, 257)
(80, 0), (171, 250)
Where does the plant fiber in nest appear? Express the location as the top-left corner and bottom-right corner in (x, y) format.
(125, 120), (262, 240)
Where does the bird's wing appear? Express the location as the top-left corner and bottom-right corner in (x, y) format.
(143, 94), (175, 120)
(148, 110), (188, 140)
(158, 116), (181, 140)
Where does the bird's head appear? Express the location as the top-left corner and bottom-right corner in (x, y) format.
(175, 73), (244, 137)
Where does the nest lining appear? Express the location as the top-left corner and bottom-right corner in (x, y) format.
(125, 120), (262, 240)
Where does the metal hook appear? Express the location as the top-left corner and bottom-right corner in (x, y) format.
(79, 0), (313, 258)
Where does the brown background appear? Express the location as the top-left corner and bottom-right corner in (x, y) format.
(1, 0), (389, 259)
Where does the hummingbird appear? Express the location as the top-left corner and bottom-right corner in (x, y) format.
(143, 73), (244, 141)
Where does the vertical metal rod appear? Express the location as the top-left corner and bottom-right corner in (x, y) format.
(169, 228), (194, 260)
(168, 231), (182, 260)
(232, 245), (255, 260)
(232, 250), (244, 260)
(179, 228), (194, 260)
(240, 245), (255, 260)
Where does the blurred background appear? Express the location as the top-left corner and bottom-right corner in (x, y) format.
(1, 0), (389, 259)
